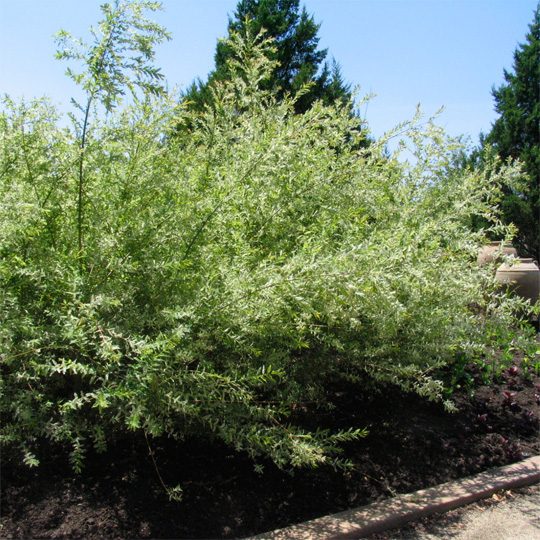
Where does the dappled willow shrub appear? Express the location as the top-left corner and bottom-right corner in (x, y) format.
(0, 2), (534, 482)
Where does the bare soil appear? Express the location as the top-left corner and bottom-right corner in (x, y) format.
(1, 360), (539, 539)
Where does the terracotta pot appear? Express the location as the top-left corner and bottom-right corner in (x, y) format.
(477, 241), (517, 266)
(495, 258), (540, 303)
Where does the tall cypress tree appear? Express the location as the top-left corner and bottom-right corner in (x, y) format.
(183, 0), (351, 114)
(485, 5), (540, 260)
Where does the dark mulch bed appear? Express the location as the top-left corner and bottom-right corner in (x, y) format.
(2, 360), (539, 539)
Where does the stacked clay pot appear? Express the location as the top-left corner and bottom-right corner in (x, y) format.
(495, 258), (540, 304)
(477, 241), (517, 266)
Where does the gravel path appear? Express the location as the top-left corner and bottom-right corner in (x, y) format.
(367, 484), (540, 539)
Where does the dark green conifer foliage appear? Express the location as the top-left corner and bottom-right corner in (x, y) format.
(183, 0), (351, 114)
(485, 5), (540, 259)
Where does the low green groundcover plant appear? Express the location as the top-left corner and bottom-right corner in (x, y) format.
(1, 1), (536, 494)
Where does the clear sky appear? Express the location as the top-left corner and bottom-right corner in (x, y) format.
(0, 0), (537, 143)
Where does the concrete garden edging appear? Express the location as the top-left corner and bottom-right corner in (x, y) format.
(249, 455), (540, 539)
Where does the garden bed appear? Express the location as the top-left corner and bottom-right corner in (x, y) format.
(2, 358), (539, 539)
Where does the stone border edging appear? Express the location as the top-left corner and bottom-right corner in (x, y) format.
(249, 455), (540, 539)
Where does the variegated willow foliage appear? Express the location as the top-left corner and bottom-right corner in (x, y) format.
(0, 1), (534, 481)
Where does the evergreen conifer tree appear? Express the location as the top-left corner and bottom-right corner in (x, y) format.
(183, 0), (351, 114)
(485, 5), (540, 259)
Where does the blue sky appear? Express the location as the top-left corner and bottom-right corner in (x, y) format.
(0, 0), (537, 143)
